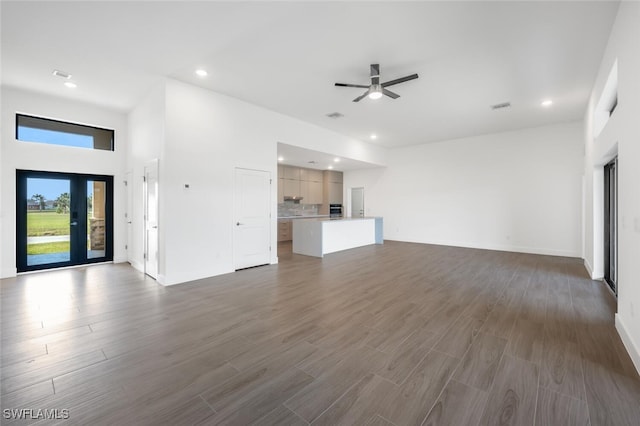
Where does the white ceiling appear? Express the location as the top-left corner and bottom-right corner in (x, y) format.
(1, 1), (619, 148)
(277, 143), (377, 172)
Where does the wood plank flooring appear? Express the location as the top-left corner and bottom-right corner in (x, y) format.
(2, 240), (639, 425)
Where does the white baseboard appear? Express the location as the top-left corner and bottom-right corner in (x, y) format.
(113, 255), (128, 264)
(129, 259), (144, 273)
(385, 237), (581, 258)
(1, 267), (17, 279)
(583, 258), (594, 278)
(583, 257), (604, 280)
(615, 314), (640, 376)
(157, 274), (166, 285)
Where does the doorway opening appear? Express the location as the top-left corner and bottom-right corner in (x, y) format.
(16, 170), (113, 272)
(351, 187), (365, 218)
(144, 161), (159, 279)
(604, 157), (617, 295)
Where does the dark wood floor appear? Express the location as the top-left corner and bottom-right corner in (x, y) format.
(1, 241), (639, 425)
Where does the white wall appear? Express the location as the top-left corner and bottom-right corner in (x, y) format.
(0, 87), (128, 278)
(127, 83), (165, 273)
(345, 121), (583, 257)
(584, 1), (640, 372)
(130, 79), (385, 285)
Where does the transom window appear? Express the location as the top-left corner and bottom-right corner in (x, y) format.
(16, 114), (114, 151)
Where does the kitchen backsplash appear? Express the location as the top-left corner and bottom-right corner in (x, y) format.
(278, 202), (321, 217)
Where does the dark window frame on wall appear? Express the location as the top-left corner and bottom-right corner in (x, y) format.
(16, 113), (115, 151)
(604, 157), (618, 296)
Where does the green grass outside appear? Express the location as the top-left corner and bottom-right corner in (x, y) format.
(27, 211), (70, 236)
(27, 241), (70, 255)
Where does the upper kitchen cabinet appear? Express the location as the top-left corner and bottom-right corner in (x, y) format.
(278, 176), (284, 203)
(278, 165), (325, 204)
(301, 168), (323, 183)
(323, 170), (343, 205)
(283, 166), (300, 180)
(301, 180), (323, 204)
(283, 178), (301, 198)
(325, 170), (343, 184)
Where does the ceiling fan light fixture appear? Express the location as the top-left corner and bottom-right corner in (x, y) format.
(368, 85), (383, 100)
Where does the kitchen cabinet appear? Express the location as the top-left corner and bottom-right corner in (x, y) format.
(322, 170), (343, 208)
(300, 180), (323, 204)
(328, 182), (343, 204)
(278, 178), (284, 203)
(325, 170), (343, 184)
(283, 179), (300, 198)
(278, 220), (292, 242)
(278, 165), (324, 204)
(301, 168), (323, 182)
(283, 166), (300, 180)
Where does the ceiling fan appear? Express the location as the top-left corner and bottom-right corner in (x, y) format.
(335, 64), (419, 102)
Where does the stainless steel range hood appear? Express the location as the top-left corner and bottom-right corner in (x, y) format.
(284, 196), (304, 203)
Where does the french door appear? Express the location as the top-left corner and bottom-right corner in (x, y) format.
(16, 170), (113, 272)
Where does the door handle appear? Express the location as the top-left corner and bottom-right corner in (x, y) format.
(70, 221), (78, 226)
(236, 222), (243, 226)
(152, 225), (158, 229)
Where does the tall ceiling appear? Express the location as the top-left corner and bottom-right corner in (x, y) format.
(1, 1), (619, 148)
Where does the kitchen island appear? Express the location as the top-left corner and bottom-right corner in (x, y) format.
(292, 217), (382, 258)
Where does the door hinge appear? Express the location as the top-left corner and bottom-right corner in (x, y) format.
(125, 244), (128, 250)
(143, 176), (146, 182)
(124, 180), (128, 186)
(270, 179), (272, 184)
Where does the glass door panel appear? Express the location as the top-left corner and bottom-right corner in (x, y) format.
(87, 180), (107, 259)
(17, 171), (113, 272)
(26, 177), (71, 266)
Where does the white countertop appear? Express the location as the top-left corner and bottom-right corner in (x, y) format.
(277, 215), (330, 220)
(290, 216), (379, 223)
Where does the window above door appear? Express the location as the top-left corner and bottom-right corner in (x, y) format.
(16, 114), (114, 151)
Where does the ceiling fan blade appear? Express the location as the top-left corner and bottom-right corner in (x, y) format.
(335, 83), (370, 89)
(370, 64), (380, 85)
(381, 73), (419, 87)
(383, 89), (400, 99)
(352, 91), (369, 102)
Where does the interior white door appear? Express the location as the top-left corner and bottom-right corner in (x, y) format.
(351, 187), (365, 218)
(234, 168), (271, 270)
(144, 161), (159, 279)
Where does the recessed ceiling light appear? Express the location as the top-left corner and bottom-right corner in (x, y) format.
(328, 165), (334, 170)
(333, 158), (340, 163)
(370, 133), (377, 140)
(64, 81), (77, 89)
(541, 99), (553, 107)
(277, 156), (284, 162)
(195, 69), (208, 77)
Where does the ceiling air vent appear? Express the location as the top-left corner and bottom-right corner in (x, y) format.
(326, 112), (344, 119)
(490, 102), (511, 110)
(52, 69), (72, 79)
(307, 161), (317, 164)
